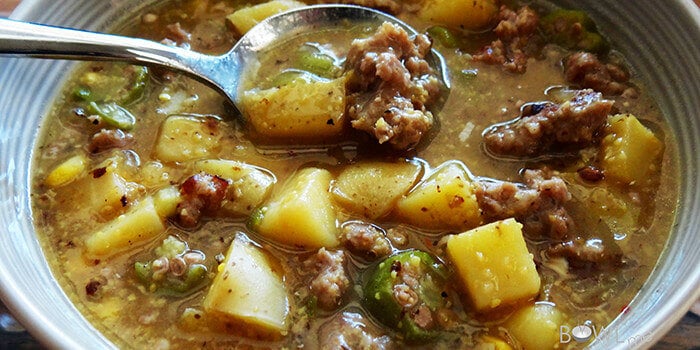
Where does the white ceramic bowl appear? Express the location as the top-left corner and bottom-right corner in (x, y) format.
(1, 0), (699, 348)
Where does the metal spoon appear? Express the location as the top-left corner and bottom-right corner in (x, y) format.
(0, 4), (449, 107)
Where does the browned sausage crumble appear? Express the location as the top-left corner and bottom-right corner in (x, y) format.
(344, 22), (442, 150)
(482, 89), (613, 158)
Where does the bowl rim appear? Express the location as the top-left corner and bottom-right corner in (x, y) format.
(3, 2), (119, 348)
(2, 0), (700, 349)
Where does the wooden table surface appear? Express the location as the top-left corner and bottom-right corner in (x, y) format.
(0, 0), (699, 348)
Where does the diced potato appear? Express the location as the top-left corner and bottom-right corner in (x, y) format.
(194, 159), (276, 216)
(252, 168), (339, 249)
(395, 162), (481, 230)
(89, 172), (139, 219)
(203, 235), (289, 337)
(599, 114), (663, 186)
(155, 115), (222, 163)
(85, 197), (166, 258)
(44, 154), (88, 188)
(51, 153), (142, 222)
(74, 158), (144, 220)
(227, 0), (306, 35)
(505, 302), (565, 350)
(331, 160), (422, 219)
(445, 218), (540, 312)
(152, 186), (182, 218)
(418, 0), (498, 30)
(565, 177), (640, 232)
(240, 77), (346, 140)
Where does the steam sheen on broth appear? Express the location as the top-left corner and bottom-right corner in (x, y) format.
(31, 0), (678, 349)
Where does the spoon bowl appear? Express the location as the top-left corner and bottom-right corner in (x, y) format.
(0, 4), (449, 108)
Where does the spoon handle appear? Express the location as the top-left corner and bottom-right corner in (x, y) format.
(0, 18), (208, 79)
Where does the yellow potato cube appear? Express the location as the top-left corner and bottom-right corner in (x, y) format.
(203, 235), (289, 337)
(52, 153), (144, 221)
(418, 0), (498, 30)
(505, 302), (565, 350)
(240, 77), (346, 140)
(76, 159), (144, 220)
(152, 186), (182, 218)
(227, 0), (306, 35)
(599, 114), (663, 186)
(194, 159), (276, 216)
(252, 168), (339, 249)
(44, 154), (88, 188)
(446, 218), (540, 312)
(155, 115), (222, 163)
(85, 197), (166, 258)
(564, 176), (641, 232)
(90, 172), (137, 218)
(331, 160), (422, 219)
(395, 162), (481, 230)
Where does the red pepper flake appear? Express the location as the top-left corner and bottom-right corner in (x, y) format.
(390, 260), (402, 273)
(92, 167), (107, 178)
(85, 280), (101, 297)
(204, 117), (220, 132)
(577, 165), (605, 182)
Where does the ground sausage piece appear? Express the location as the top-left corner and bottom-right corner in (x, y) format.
(411, 304), (435, 330)
(565, 51), (634, 96)
(478, 169), (623, 268)
(392, 283), (418, 308)
(483, 89), (613, 157)
(318, 312), (393, 350)
(165, 22), (190, 46)
(308, 248), (350, 310)
(473, 5), (540, 73)
(477, 169), (573, 239)
(493, 5), (539, 39)
(342, 222), (392, 259)
(88, 129), (133, 154)
(344, 22), (441, 150)
(190, 20), (230, 51)
(175, 173), (229, 228)
(548, 237), (623, 269)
